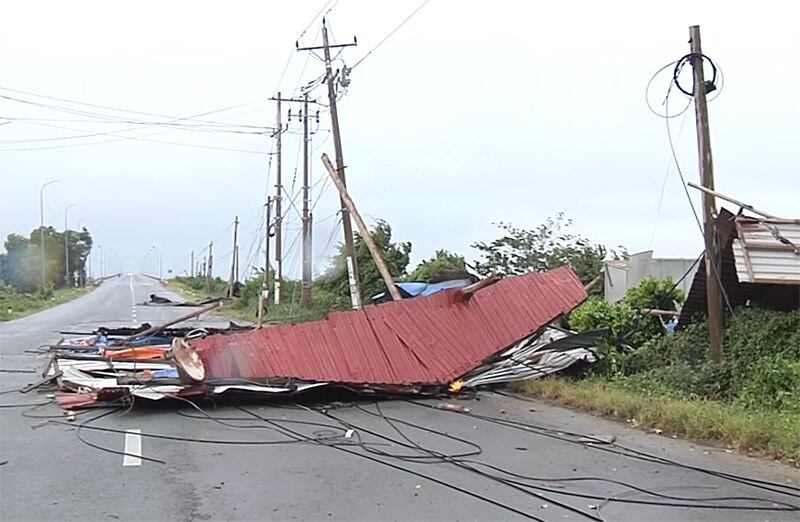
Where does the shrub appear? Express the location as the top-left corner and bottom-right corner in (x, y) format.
(737, 355), (800, 412)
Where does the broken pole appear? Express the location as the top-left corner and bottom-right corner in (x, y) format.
(686, 182), (779, 219)
(120, 300), (223, 344)
(689, 25), (723, 363)
(321, 153), (402, 302)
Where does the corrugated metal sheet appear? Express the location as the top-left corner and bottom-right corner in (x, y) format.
(732, 218), (800, 284)
(678, 209), (800, 329)
(191, 266), (587, 385)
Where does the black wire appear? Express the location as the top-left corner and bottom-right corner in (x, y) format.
(410, 399), (800, 500)
(331, 402), (795, 512)
(235, 404), (547, 522)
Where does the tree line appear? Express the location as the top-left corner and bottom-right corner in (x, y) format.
(0, 226), (93, 292)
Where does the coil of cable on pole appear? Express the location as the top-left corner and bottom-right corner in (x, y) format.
(672, 53), (719, 97)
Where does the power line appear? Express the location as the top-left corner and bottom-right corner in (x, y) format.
(351, 0), (432, 70)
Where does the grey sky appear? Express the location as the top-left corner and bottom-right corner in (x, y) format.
(1, 0), (798, 279)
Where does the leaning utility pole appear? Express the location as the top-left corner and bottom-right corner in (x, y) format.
(298, 20), (362, 309)
(273, 94), (283, 305)
(258, 197), (273, 326)
(228, 216), (239, 297)
(301, 93), (313, 306)
(322, 154), (402, 302)
(689, 25), (723, 363)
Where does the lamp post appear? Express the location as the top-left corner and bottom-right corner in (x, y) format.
(64, 204), (76, 287)
(39, 179), (59, 287)
(152, 246), (162, 280)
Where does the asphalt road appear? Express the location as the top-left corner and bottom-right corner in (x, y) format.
(1, 274), (798, 521)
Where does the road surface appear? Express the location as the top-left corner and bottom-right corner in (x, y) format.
(1, 274), (798, 521)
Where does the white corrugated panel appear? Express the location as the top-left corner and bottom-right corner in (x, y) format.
(733, 220), (800, 284)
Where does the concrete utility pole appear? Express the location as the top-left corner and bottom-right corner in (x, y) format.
(39, 179), (59, 288)
(689, 25), (723, 363)
(64, 204), (76, 287)
(274, 94), (283, 305)
(206, 241), (213, 292)
(229, 216), (239, 297)
(301, 94), (313, 306)
(322, 154), (402, 302)
(258, 197), (273, 327)
(190, 250), (194, 277)
(298, 21), (362, 309)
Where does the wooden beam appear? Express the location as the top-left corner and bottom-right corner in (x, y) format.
(321, 153), (403, 302)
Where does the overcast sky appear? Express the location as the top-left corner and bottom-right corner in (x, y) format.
(1, 0), (798, 279)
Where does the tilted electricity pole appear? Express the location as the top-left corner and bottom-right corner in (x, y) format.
(298, 20), (362, 309)
(688, 25), (723, 363)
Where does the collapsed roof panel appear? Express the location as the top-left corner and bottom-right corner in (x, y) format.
(191, 266), (588, 386)
(732, 218), (800, 284)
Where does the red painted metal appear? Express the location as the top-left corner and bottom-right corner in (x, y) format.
(191, 266), (587, 385)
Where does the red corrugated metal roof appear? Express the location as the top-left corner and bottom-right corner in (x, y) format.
(191, 266), (587, 385)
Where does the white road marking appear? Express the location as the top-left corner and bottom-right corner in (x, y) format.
(122, 429), (142, 466)
(129, 275), (138, 322)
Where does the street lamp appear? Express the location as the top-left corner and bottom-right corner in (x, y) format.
(39, 179), (59, 287)
(64, 204), (77, 287)
(152, 246), (162, 280)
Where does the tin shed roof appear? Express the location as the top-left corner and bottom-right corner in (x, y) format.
(190, 266), (587, 385)
(732, 217), (800, 284)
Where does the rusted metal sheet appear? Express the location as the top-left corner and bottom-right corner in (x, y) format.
(191, 266), (587, 385)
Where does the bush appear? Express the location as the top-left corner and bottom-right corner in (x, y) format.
(737, 355), (800, 413)
(613, 307), (800, 412)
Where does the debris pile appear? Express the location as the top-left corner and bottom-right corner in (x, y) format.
(37, 266), (602, 409)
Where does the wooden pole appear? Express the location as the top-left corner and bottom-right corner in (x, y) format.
(321, 153), (402, 302)
(686, 182), (779, 219)
(689, 25), (723, 363)
(121, 301), (222, 344)
(274, 94), (283, 306)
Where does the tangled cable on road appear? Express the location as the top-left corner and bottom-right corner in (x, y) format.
(35, 391), (799, 520)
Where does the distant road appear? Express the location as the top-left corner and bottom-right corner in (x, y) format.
(0, 275), (797, 521)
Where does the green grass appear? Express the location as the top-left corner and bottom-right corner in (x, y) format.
(165, 279), (330, 325)
(0, 286), (93, 321)
(511, 377), (800, 463)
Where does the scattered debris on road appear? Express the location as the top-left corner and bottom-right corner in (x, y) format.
(26, 267), (603, 409)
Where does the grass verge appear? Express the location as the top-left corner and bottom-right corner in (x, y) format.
(0, 286), (93, 321)
(511, 377), (800, 463)
(164, 280), (331, 325)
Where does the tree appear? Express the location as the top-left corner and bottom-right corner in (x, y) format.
(318, 219), (411, 303)
(471, 213), (616, 285)
(0, 227), (93, 291)
(408, 249), (470, 282)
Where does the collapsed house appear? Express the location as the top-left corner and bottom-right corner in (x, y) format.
(678, 208), (800, 328)
(36, 266), (601, 408)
